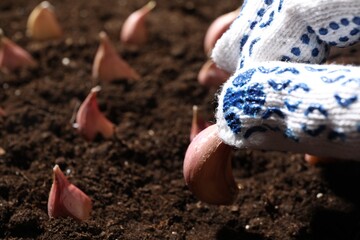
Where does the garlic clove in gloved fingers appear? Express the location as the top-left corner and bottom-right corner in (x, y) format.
(304, 154), (337, 165)
(184, 124), (238, 205)
(190, 105), (209, 142)
(204, 8), (239, 56)
(198, 60), (230, 88)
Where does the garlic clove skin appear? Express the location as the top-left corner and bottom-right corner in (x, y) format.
(75, 86), (115, 141)
(198, 60), (230, 88)
(48, 165), (92, 221)
(0, 107), (6, 117)
(92, 31), (140, 82)
(190, 105), (207, 142)
(27, 1), (63, 40)
(204, 8), (239, 56)
(304, 154), (336, 165)
(0, 29), (37, 72)
(183, 124), (238, 205)
(304, 154), (320, 165)
(120, 1), (156, 46)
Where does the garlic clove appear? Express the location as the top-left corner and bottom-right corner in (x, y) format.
(198, 60), (230, 88)
(27, 1), (63, 40)
(304, 154), (336, 165)
(0, 29), (37, 72)
(48, 165), (92, 221)
(0, 147), (5, 156)
(0, 107), (6, 117)
(183, 124), (238, 205)
(92, 31), (140, 82)
(120, 1), (156, 46)
(75, 86), (115, 141)
(304, 154), (320, 165)
(204, 8), (239, 56)
(190, 105), (207, 142)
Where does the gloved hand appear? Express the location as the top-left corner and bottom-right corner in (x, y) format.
(213, 0), (360, 160)
(183, 0), (360, 205)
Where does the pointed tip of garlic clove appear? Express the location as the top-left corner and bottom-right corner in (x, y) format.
(184, 124), (238, 205)
(91, 85), (102, 93)
(27, 1), (63, 41)
(92, 31), (140, 82)
(142, 1), (157, 16)
(146, 1), (157, 9)
(204, 8), (240, 56)
(190, 105), (207, 142)
(98, 31), (108, 41)
(0, 31), (37, 72)
(97, 31), (115, 55)
(198, 60), (230, 88)
(39, 1), (53, 9)
(75, 86), (115, 141)
(120, 1), (156, 46)
(48, 165), (92, 221)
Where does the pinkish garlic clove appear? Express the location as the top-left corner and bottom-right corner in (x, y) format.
(190, 105), (208, 142)
(48, 165), (92, 221)
(304, 154), (336, 165)
(183, 124), (238, 205)
(0, 106), (6, 117)
(198, 60), (230, 88)
(0, 29), (37, 73)
(27, 1), (63, 40)
(204, 8), (239, 56)
(75, 86), (115, 141)
(92, 31), (140, 82)
(0, 147), (5, 156)
(120, 1), (156, 46)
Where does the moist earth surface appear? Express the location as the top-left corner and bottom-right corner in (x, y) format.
(1, 0), (360, 239)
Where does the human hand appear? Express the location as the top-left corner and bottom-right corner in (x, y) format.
(183, 0), (360, 205)
(213, 0), (360, 160)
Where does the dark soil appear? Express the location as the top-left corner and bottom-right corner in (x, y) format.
(1, 0), (360, 239)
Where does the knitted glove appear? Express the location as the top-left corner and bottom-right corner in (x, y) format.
(213, 0), (360, 159)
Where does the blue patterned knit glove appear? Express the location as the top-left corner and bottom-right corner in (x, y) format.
(213, 0), (360, 159)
